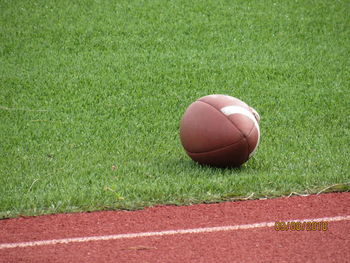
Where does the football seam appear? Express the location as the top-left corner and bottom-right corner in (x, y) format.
(246, 123), (257, 153)
(196, 100), (252, 159)
(185, 138), (246, 155)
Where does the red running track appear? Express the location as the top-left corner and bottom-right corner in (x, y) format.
(0, 192), (349, 262)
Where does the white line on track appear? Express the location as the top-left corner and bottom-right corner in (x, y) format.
(1, 215), (349, 250)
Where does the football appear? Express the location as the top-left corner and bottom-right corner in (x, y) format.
(179, 94), (260, 167)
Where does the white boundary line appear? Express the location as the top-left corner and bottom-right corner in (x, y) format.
(1, 215), (349, 250)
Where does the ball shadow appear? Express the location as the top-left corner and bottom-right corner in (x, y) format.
(164, 157), (249, 177)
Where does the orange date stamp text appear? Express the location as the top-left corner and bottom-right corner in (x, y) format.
(274, 221), (328, 231)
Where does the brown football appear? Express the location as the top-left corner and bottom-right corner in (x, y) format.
(179, 94), (260, 167)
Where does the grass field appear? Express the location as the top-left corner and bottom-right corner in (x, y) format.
(1, 0), (349, 218)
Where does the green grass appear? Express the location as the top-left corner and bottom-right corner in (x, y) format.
(0, 0), (349, 218)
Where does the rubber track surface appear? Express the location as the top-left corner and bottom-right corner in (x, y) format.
(0, 192), (349, 262)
